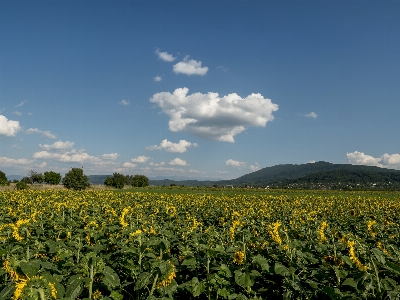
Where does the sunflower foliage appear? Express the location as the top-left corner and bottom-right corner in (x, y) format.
(0, 190), (399, 299)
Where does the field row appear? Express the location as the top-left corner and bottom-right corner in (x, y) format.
(1, 190), (400, 299)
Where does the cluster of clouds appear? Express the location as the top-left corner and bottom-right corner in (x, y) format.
(146, 139), (197, 153)
(347, 151), (400, 169)
(150, 87), (279, 142)
(225, 159), (260, 172)
(154, 49), (209, 81)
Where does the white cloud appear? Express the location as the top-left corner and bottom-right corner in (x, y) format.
(102, 153), (120, 160)
(150, 88), (278, 142)
(249, 162), (260, 171)
(39, 140), (75, 150)
(154, 76), (162, 82)
(0, 156), (34, 167)
(346, 151), (400, 169)
(346, 151), (383, 167)
(26, 128), (57, 139)
(217, 170), (229, 174)
(169, 158), (189, 166)
(226, 159), (246, 168)
(153, 166), (185, 173)
(306, 112), (318, 118)
(119, 100), (130, 105)
(13, 111), (22, 116)
(0, 115), (21, 137)
(381, 153), (400, 168)
(146, 139), (198, 153)
(122, 162), (137, 169)
(173, 56), (208, 76)
(33, 150), (108, 165)
(130, 156), (150, 163)
(149, 162), (165, 167)
(15, 100), (28, 107)
(155, 49), (176, 62)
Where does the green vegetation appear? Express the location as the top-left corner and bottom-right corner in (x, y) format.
(44, 171), (62, 185)
(62, 168), (90, 190)
(1, 190), (399, 299)
(0, 171), (9, 186)
(104, 173), (126, 189)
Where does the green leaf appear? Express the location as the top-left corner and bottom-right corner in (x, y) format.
(182, 277), (205, 297)
(386, 261), (400, 275)
(234, 270), (253, 288)
(333, 267), (348, 279)
(219, 264), (232, 277)
(0, 284), (15, 300)
(274, 262), (290, 276)
(20, 261), (40, 278)
(341, 256), (353, 267)
(102, 266), (120, 288)
(371, 248), (386, 264)
(218, 287), (230, 297)
(322, 286), (341, 300)
(110, 291), (123, 300)
(0, 250), (7, 256)
(135, 272), (151, 290)
(182, 258), (196, 266)
(252, 254), (269, 271)
(306, 280), (319, 289)
(65, 275), (83, 299)
(342, 278), (357, 288)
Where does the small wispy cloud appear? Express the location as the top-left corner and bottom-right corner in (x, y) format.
(39, 140), (74, 150)
(15, 100), (28, 108)
(26, 128), (57, 139)
(146, 139), (197, 153)
(102, 153), (120, 160)
(13, 111), (22, 116)
(154, 76), (162, 82)
(225, 159), (246, 168)
(169, 158), (189, 166)
(155, 49), (176, 62)
(173, 56), (208, 76)
(306, 112), (318, 118)
(130, 156), (150, 163)
(119, 100), (130, 105)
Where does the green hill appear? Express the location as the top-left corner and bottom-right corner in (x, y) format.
(215, 161), (400, 187)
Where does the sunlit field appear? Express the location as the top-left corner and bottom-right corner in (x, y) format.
(1, 190), (399, 299)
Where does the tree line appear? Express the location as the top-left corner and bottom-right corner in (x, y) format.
(0, 169), (149, 191)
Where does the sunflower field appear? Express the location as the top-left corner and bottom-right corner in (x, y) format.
(1, 190), (400, 299)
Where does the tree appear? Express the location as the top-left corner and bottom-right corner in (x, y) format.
(0, 170), (9, 186)
(62, 168), (90, 190)
(131, 175), (149, 187)
(21, 177), (32, 184)
(32, 173), (44, 184)
(104, 173), (125, 189)
(44, 171), (62, 185)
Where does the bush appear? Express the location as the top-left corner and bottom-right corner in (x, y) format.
(21, 177), (32, 184)
(0, 171), (10, 186)
(62, 168), (90, 190)
(131, 175), (149, 187)
(15, 181), (29, 190)
(104, 173), (125, 189)
(44, 171), (62, 185)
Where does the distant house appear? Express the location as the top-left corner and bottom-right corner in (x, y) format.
(225, 185), (234, 188)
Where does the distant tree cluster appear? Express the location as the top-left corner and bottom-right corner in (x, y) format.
(104, 173), (149, 189)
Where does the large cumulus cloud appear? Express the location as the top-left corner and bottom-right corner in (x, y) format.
(150, 88), (278, 142)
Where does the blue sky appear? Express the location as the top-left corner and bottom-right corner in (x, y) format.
(1, 0), (399, 179)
